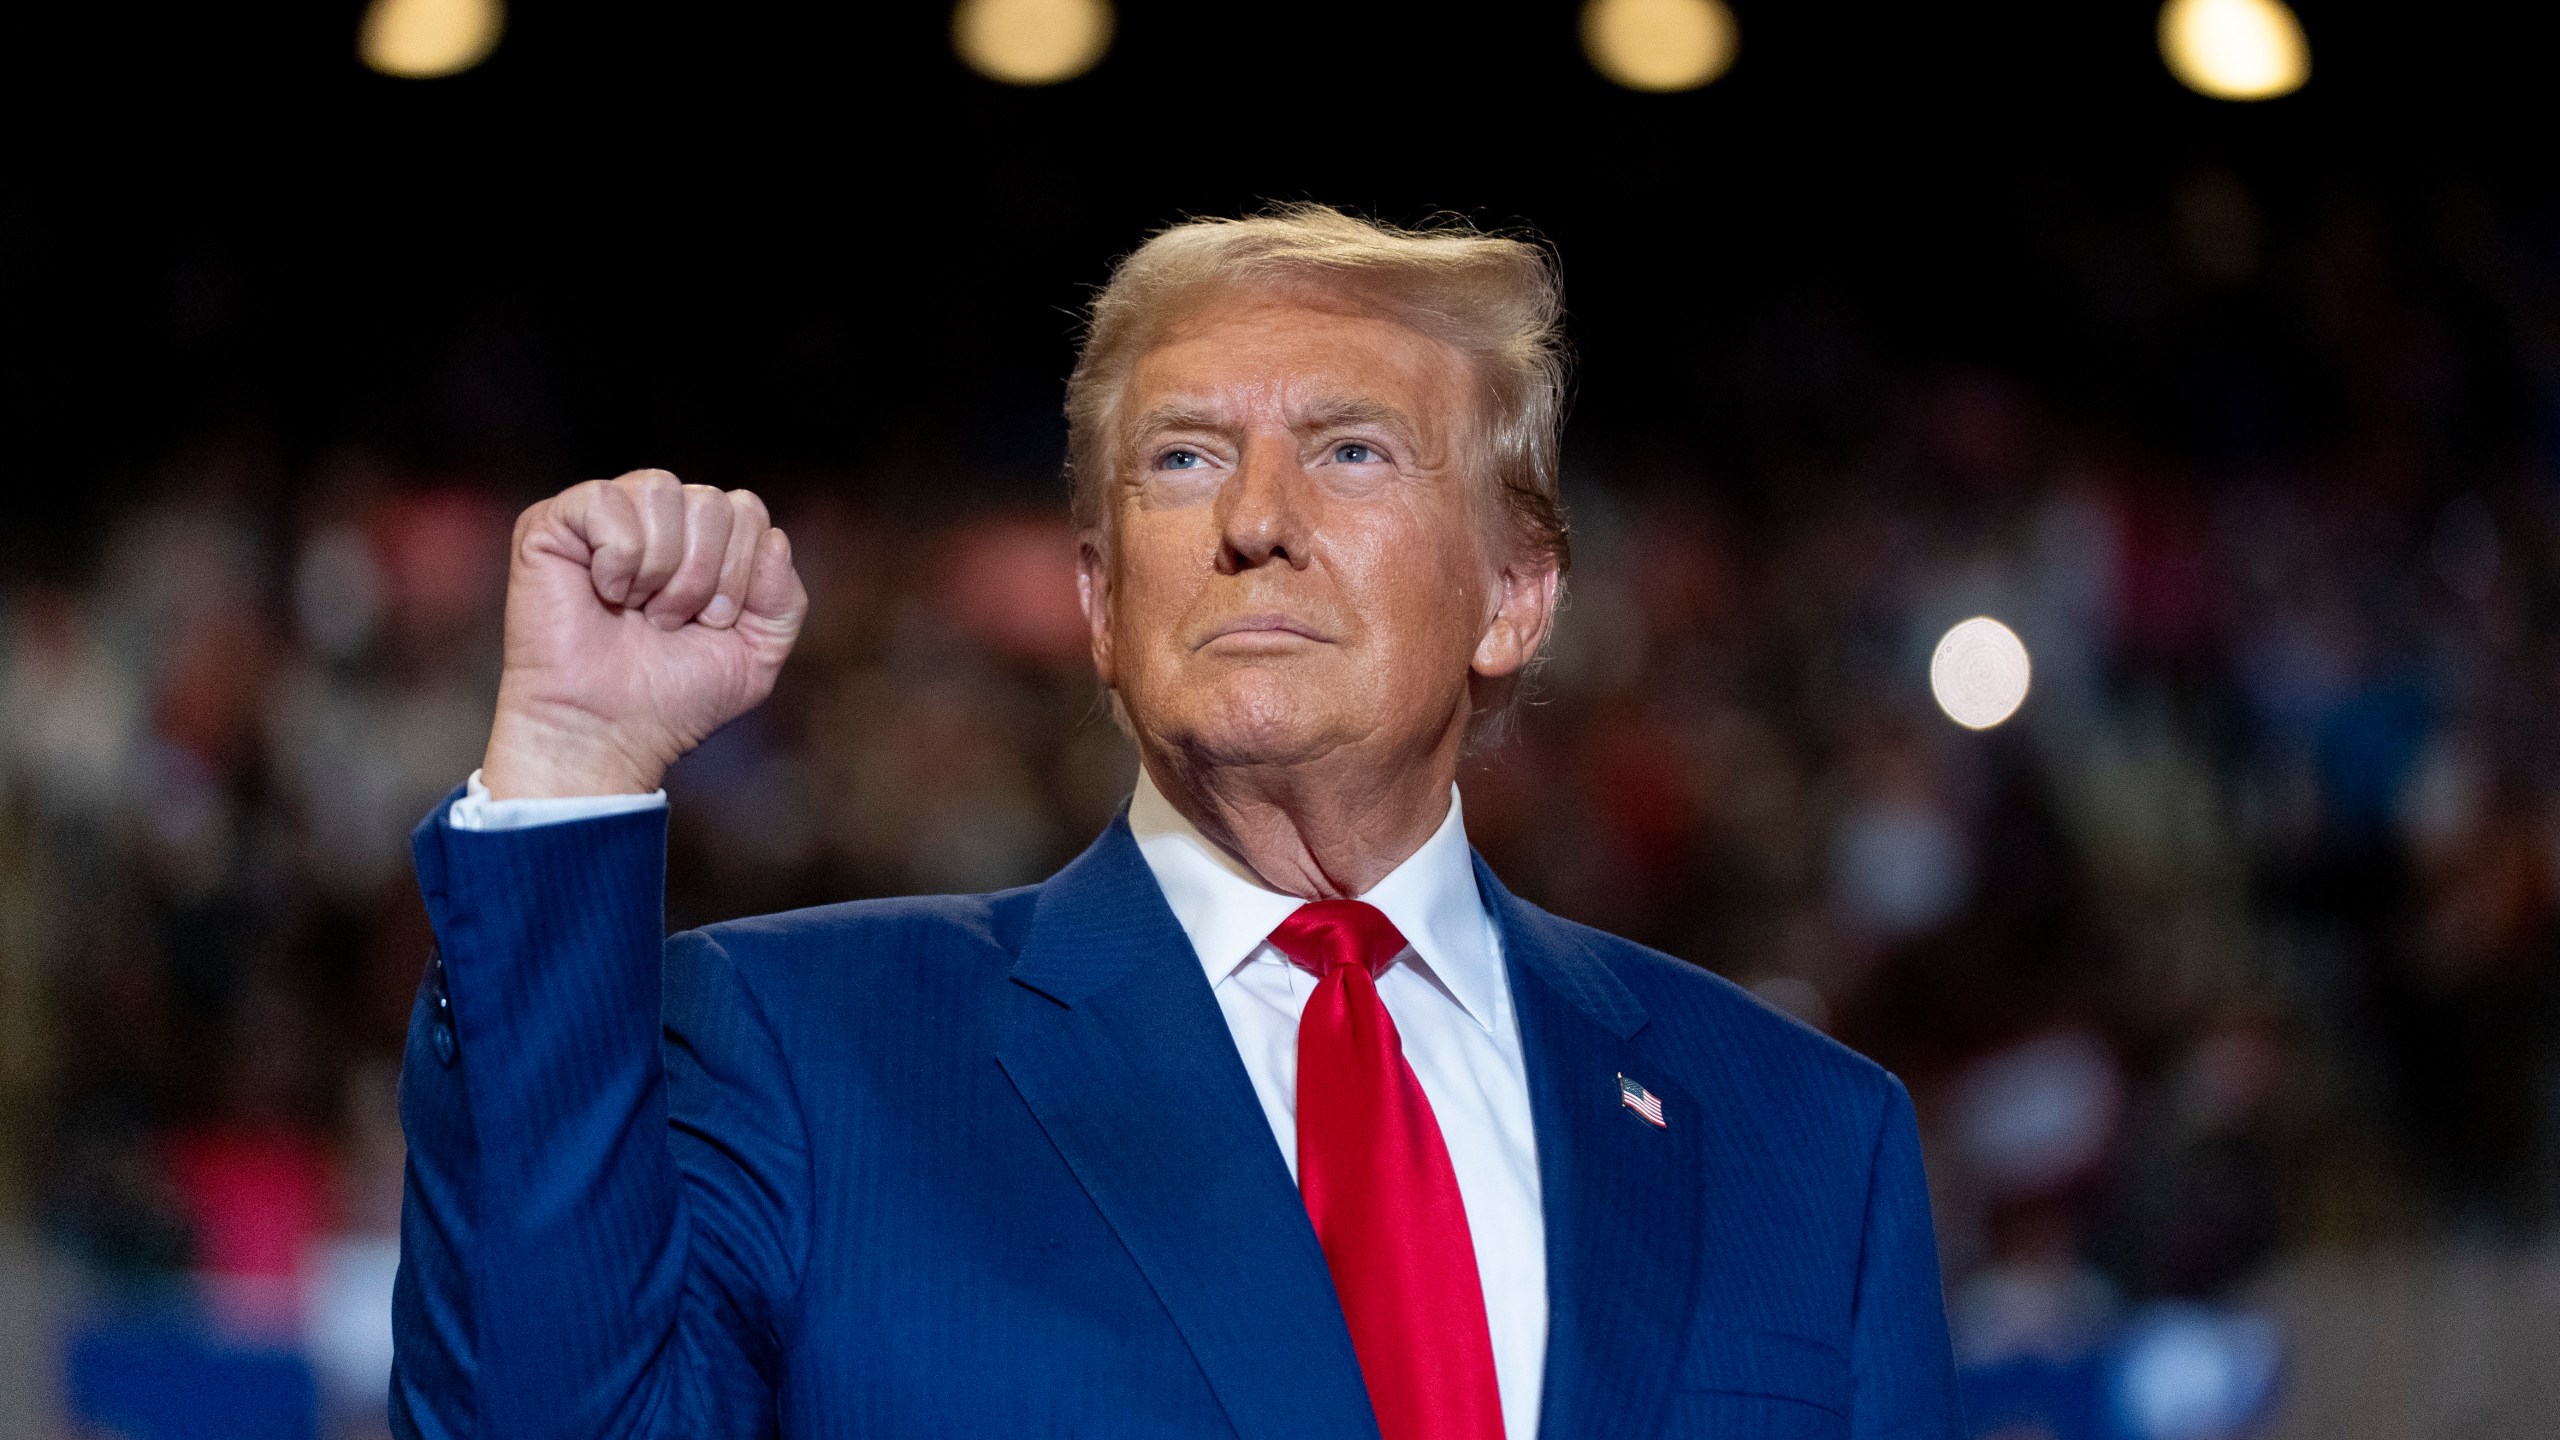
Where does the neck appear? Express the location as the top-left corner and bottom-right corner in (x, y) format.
(1139, 728), (1463, 900)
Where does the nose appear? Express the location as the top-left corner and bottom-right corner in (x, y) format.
(1215, 438), (1313, 574)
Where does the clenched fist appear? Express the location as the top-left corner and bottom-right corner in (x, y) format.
(480, 469), (808, 799)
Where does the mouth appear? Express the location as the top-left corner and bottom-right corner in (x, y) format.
(1196, 614), (1330, 651)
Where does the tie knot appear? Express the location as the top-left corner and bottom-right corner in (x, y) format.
(1267, 899), (1409, 980)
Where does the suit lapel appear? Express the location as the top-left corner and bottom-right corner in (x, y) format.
(996, 820), (1379, 1440)
(1480, 859), (1707, 1440)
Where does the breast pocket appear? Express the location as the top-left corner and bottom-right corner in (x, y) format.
(1660, 1321), (1852, 1439)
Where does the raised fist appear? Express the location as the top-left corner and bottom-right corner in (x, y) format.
(480, 469), (808, 799)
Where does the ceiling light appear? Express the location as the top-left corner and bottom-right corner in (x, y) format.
(359, 0), (504, 80)
(2158, 0), (2309, 101)
(1582, 0), (1738, 93)
(954, 0), (1115, 86)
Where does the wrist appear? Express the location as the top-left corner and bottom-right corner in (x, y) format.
(481, 703), (667, 800)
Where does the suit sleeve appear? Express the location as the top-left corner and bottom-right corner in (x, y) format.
(392, 790), (810, 1440)
(1849, 1078), (1965, 1440)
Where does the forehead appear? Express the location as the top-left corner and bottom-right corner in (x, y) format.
(1121, 292), (1471, 423)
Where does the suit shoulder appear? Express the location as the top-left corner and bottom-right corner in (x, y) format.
(1541, 911), (1899, 1104)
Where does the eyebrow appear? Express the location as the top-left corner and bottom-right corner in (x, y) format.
(1125, 401), (1230, 437)
(1291, 396), (1417, 439)
(1125, 394), (1424, 444)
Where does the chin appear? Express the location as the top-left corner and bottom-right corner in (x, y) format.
(1143, 673), (1357, 770)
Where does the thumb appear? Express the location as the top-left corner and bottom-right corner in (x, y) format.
(739, 526), (809, 638)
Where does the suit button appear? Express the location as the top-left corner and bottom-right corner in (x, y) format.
(427, 941), (457, 1066)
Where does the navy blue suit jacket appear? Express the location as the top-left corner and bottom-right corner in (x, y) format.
(395, 793), (1961, 1439)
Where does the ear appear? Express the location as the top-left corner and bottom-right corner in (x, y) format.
(1470, 553), (1561, 680)
(1077, 532), (1118, 689)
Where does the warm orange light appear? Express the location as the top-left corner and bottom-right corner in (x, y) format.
(1581, 0), (1738, 93)
(359, 0), (504, 79)
(953, 0), (1115, 86)
(2158, 0), (2309, 100)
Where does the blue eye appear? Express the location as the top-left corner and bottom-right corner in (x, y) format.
(1333, 442), (1379, 464)
(1158, 449), (1204, 470)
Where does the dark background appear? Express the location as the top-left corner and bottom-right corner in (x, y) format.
(15, 0), (2556, 554)
(8, 2), (2560, 1436)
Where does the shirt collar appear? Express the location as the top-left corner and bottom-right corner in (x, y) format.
(1126, 768), (1501, 1034)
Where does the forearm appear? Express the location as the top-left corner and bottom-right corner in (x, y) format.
(393, 465), (804, 1436)
(395, 791), (689, 1440)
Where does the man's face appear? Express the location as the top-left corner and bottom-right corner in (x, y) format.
(1079, 293), (1557, 779)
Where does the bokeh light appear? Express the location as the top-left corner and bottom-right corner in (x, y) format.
(1581, 0), (1738, 94)
(2157, 0), (2309, 101)
(1930, 616), (2031, 729)
(358, 0), (504, 80)
(953, 0), (1115, 86)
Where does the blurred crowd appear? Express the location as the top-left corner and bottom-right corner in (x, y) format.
(6, 172), (2560, 1438)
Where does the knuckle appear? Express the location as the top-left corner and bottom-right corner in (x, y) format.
(622, 469), (680, 501)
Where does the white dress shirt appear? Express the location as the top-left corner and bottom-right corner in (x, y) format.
(448, 770), (667, 831)
(451, 767), (1550, 1438)
(1127, 772), (1546, 1438)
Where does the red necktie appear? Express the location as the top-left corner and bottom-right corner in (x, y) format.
(1267, 900), (1505, 1440)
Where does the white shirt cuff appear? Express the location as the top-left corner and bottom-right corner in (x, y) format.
(446, 769), (669, 831)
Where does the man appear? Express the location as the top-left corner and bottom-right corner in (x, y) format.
(395, 207), (1961, 1440)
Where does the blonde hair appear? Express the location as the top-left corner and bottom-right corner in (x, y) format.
(1064, 204), (1571, 575)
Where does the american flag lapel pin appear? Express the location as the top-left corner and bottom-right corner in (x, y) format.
(1618, 1074), (1666, 1129)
